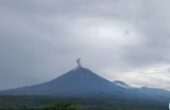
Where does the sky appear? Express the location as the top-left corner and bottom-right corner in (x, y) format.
(0, 0), (170, 90)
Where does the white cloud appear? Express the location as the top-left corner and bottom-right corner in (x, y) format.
(110, 64), (170, 90)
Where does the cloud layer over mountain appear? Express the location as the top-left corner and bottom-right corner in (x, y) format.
(0, 0), (170, 90)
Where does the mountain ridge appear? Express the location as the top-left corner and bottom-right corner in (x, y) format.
(0, 66), (170, 102)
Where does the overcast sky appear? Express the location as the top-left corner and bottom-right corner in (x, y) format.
(0, 0), (170, 90)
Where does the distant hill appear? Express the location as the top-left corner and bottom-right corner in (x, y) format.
(0, 65), (170, 103)
(113, 80), (132, 89)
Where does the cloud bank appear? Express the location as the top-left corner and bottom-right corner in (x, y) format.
(0, 0), (170, 90)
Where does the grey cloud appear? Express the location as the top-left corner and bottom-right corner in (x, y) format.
(0, 0), (170, 90)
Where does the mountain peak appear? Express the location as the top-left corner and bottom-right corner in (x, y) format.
(73, 66), (89, 72)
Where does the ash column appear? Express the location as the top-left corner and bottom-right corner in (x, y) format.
(76, 58), (82, 68)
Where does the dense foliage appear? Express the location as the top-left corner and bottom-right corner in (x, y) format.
(43, 102), (82, 110)
(0, 96), (168, 110)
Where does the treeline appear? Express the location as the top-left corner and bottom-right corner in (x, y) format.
(0, 96), (168, 110)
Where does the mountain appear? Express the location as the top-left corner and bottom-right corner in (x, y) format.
(112, 81), (170, 102)
(0, 67), (125, 98)
(0, 65), (170, 103)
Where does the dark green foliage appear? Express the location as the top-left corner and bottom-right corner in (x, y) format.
(43, 102), (82, 110)
(0, 96), (168, 110)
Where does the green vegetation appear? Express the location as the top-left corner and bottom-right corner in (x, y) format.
(0, 96), (168, 110)
(43, 102), (82, 110)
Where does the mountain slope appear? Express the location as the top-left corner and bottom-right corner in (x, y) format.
(0, 67), (125, 98)
(112, 81), (170, 102)
(1, 66), (170, 103)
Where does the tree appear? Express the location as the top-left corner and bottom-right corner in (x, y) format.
(43, 102), (82, 110)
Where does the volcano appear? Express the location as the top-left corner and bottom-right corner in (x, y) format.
(1, 60), (170, 102)
(0, 63), (125, 98)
